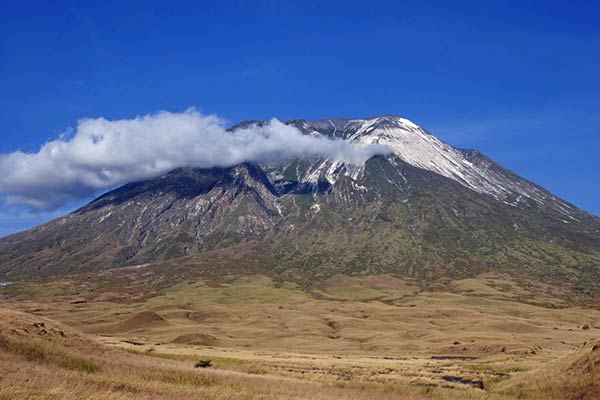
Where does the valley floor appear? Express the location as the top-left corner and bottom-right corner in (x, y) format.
(1, 271), (599, 399)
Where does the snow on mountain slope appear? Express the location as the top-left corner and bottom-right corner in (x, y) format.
(273, 115), (579, 219)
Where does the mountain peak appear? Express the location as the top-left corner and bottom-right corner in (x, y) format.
(2, 114), (599, 294)
(305, 115), (420, 134)
(364, 114), (420, 129)
(226, 116), (581, 220)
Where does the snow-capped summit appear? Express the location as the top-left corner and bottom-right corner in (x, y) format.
(273, 115), (577, 218)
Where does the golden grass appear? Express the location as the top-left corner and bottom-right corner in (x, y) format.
(1, 273), (599, 399)
(498, 340), (600, 399)
(0, 319), (505, 400)
(0, 333), (101, 373)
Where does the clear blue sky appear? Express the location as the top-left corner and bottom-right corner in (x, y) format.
(1, 0), (599, 236)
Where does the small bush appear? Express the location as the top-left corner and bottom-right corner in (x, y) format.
(194, 359), (212, 368)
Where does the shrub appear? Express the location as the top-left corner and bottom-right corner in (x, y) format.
(194, 359), (212, 368)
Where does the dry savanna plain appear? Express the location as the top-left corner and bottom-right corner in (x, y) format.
(1, 264), (599, 400)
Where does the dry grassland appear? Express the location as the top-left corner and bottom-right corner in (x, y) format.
(1, 271), (599, 399)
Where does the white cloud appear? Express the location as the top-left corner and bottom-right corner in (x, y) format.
(0, 108), (389, 211)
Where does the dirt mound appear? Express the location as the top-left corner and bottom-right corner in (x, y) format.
(312, 274), (417, 301)
(0, 307), (102, 351)
(317, 274), (411, 292)
(502, 340), (600, 399)
(187, 309), (227, 322)
(425, 283), (448, 292)
(170, 333), (217, 346)
(482, 321), (543, 334)
(109, 311), (169, 332)
(564, 340), (600, 375)
(0, 307), (109, 375)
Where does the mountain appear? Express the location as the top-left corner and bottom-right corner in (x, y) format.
(1, 115), (599, 295)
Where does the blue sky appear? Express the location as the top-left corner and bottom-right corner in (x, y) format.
(0, 0), (599, 236)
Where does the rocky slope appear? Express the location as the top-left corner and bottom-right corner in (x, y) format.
(1, 116), (599, 293)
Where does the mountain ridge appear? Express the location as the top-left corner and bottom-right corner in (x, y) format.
(1, 115), (599, 297)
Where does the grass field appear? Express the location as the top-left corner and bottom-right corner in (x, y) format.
(1, 269), (599, 399)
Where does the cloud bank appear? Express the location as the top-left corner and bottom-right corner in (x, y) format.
(0, 109), (389, 211)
